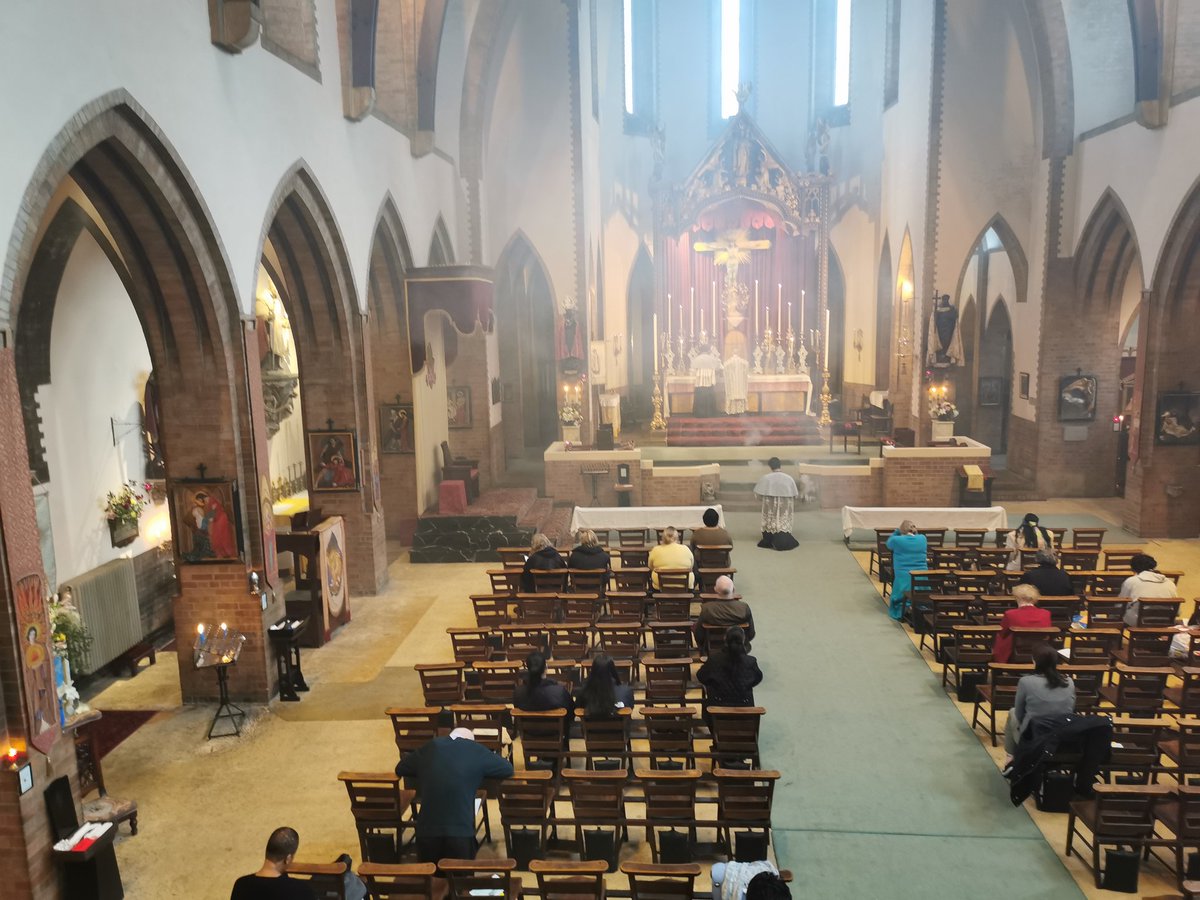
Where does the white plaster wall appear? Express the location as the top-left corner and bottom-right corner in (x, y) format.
(0, 0), (461, 316)
(1063, 0), (1135, 135)
(413, 314), (449, 514)
(486, 328), (502, 429)
(830, 205), (879, 386)
(433, 0), (471, 161)
(38, 232), (169, 585)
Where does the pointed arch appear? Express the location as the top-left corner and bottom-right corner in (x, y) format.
(875, 233), (893, 389)
(428, 214), (455, 266)
(1075, 188), (1141, 305)
(978, 296), (1014, 453)
(367, 194), (415, 333)
(1151, 171), (1200, 308)
(952, 214), (1029, 309)
(459, 0), (521, 180)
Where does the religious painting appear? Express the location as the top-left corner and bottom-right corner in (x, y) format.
(979, 376), (1003, 407)
(1155, 392), (1200, 446)
(447, 386), (472, 429)
(315, 516), (350, 640)
(308, 430), (360, 492)
(16, 574), (58, 753)
(1019, 372), (1030, 400)
(589, 340), (608, 385)
(259, 473), (277, 587)
(380, 402), (414, 454)
(171, 479), (242, 563)
(1059, 374), (1098, 422)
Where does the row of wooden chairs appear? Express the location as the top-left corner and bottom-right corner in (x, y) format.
(386, 706), (766, 772)
(469, 592), (737, 628)
(890, 566), (1181, 602)
(498, 544), (735, 569)
(487, 568), (737, 597)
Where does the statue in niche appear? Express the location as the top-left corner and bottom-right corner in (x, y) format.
(142, 371), (166, 478)
(925, 294), (965, 367)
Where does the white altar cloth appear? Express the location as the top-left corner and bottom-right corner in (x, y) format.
(570, 505), (724, 533)
(841, 505), (1007, 538)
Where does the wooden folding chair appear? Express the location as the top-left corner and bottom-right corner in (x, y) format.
(286, 861), (351, 899)
(635, 769), (701, 863)
(642, 657), (692, 706)
(511, 709), (569, 770)
(696, 568), (737, 594)
(386, 707), (441, 760)
(651, 594), (694, 622)
(973, 594), (1016, 625)
(655, 569), (693, 594)
(470, 595), (510, 629)
(596, 624), (643, 681)
(1036, 596), (1083, 631)
(1174, 632), (1200, 670)
(617, 529), (648, 548)
(953, 528), (987, 549)
(516, 593), (561, 624)
(951, 570), (993, 595)
(919, 595), (972, 657)
(450, 704), (509, 757)
(1160, 719), (1200, 783)
(1099, 663), (1172, 716)
(1084, 572), (1128, 596)
(529, 860), (608, 900)
(498, 548), (529, 570)
(1113, 628), (1176, 668)
(1059, 549), (1100, 571)
(356, 863), (445, 900)
(1100, 717), (1170, 785)
(561, 593), (604, 626)
(569, 569), (609, 596)
(621, 862), (701, 900)
(1062, 628), (1121, 668)
(531, 569), (570, 594)
(547, 624), (592, 661)
(440, 859), (520, 900)
(447, 627), (494, 664)
(1009, 627), (1062, 663)
(641, 707), (697, 770)
(1104, 548), (1143, 570)
(1151, 784), (1200, 882)
(578, 708), (632, 771)
(416, 662), (467, 708)
(931, 547), (971, 571)
(1061, 664), (1109, 714)
(694, 544), (733, 568)
(974, 548), (1011, 571)
(941, 625), (1000, 694)
(610, 568), (651, 593)
(916, 528), (946, 548)
(606, 592), (647, 623)
(972, 663), (1031, 747)
(994, 527), (1013, 548)
(487, 569), (522, 596)
(500, 625), (549, 660)
(869, 528), (893, 578)
(1071, 528), (1107, 550)
(1135, 598), (1183, 627)
(713, 768), (780, 859)
(337, 772), (415, 863)
(648, 622), (693, 659)
(1083, 595), (1130, 627)
(473, 660), (524, 704)
(708, 706), (764, 768)
(1066, 783), (1172, 888)
(496, 771), (556, 862)
(1167, 669), (1200, 719)
(563, 769), (629, 864)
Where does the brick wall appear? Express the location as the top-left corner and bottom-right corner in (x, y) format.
(446, 332), (499, 490)
(812, 467), (883, 509)
(261, 0), (320, 79)
(882, 450), (987, 507)
(133, 545), (178, 637)
(545, 450), (644, 507)
(642, 467), (720, 507)
(1006, 414), (1038, 482)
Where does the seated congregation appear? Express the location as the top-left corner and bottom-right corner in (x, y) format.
(231, 520), (785, 899)
(871, 518), (1200, 892)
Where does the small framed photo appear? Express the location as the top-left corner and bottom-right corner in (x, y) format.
(171, 479), (242, 563)
(308, 430), (360, 492)
(380, 402), (414, 454)
(448, 385), (472, 429)
(1155, 392), (1200, 446)
(978, 376), (1003, 407)
(1059, 374), (1098, 421)
(1018, 372), (1030, 399)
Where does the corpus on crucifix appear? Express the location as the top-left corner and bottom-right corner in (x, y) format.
(692, 228), (771, 360)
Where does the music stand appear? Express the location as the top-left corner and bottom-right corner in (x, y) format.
(193, 625), (247, 739)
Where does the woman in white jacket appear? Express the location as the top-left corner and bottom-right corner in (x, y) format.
(1121, 553), (1178, 627)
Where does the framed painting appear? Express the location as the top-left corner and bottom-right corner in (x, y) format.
(1018, 372), (1030, 400)
(978, 376), (1003, 407)
(1059, 374), (1098, 421)
(309, 430), (360, 491)
(380, 402), (414, 454)
(448, 385), (472, 429)
(171, 478), (242, 563)
(1155, 392), (1200, 446)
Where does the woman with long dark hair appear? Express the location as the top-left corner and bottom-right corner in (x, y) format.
(1004, 513), (1053, 571)
(574, 652), (633, 717)
(697, 626), (763, 711)
(1004, 642), (1075, 760)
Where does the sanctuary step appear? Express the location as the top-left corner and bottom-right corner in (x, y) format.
(991, 468), (1041, 502)
(667, 413), (823, 447)
(410, 487), (573, 563)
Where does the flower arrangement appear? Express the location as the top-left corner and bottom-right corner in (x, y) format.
(929, 399), (958, 421)
(49, 589), (92, 674)
(560, 401), (583, 426)
(104, 481), (150, 526)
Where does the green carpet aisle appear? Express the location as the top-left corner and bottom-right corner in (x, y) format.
(724, 509), (1082, 898)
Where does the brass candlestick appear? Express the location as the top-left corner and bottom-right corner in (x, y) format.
(650, 377), (667, 431)
(818, 367), (832, 426)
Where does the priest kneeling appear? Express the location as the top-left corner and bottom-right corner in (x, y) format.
(754, 457), (799, 551)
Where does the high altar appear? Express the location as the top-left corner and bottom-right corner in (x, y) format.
(650, 91), (831, 422)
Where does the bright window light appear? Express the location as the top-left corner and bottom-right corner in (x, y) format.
(833, 0), (852, 106)
(720, 0), (741, 119)
(623, 0), (635, 115)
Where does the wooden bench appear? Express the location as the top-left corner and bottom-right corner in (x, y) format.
(110, 641), (157, 678)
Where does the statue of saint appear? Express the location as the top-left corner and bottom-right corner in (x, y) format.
(926, 294), (964, 367)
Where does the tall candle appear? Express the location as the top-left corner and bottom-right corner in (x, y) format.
(800, 289), (806, 333)
(755, 298), (759, 335)
(787, 301), (792, 332)
(777, 284), (782, 334)
(653, 313), (659, 374)
(700, 309), (705, 334)
(690, 287), (695, 337)
(712, 280), (717, 334)
(667, 294), (672, 338)
(824, 308), (830, 363)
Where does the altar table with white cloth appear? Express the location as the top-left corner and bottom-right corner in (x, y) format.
(841, 505), (1007, 538)
(570, 505), (725, 533)
(666, 373), (813, 415)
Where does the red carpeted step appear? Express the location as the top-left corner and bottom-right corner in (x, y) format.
(666, 414), (823, 447)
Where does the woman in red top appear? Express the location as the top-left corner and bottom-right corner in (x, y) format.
(993, 584), (1052, 663)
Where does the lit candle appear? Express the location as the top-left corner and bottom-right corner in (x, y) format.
(824, 308), (830, 363)
(564, 384), (570, 400)
(679, 303), (683, 337)
(666, 294), (672, 338)
(777, 284), (782, 336)
(653, 313), (659, 374)
(700, 309), (705, 334)
(220, 622), (228, 636)
(787, 301), (792, 332)
(575, 384), (581, 399)
(800, 289), (806, 333)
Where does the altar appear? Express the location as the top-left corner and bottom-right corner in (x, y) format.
(665, 372), (813, 415)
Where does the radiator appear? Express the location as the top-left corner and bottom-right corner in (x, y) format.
(65, 557), (141, 675)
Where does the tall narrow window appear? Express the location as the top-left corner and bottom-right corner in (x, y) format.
(719, 0), (741, 118)
(883, 0), (900, 108)
(623, 0), (655, 131)
(833, 0), (852, 107)
(623, 0), (635, 115)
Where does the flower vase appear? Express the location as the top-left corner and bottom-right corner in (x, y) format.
(562, 424), (581, 444)
(931, 419), (955, 443)
(108, 518), (138, 547)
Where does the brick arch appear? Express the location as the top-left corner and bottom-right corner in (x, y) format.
(257, 162), (388, 594)
(459, 0), (519, 181)
(1075, 188), (1141, 307)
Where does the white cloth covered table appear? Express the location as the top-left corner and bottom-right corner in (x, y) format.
(570, 505), (724, 533)
(840, 505), (1007, 538)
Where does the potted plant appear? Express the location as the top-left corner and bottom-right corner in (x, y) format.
(104, 480), (150, 547)
(928, 397), (959, 443)
(560, 400), (583, 445)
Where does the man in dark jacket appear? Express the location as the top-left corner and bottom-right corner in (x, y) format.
(395, 728), (514, 862)
(694, 575), (754, 650)
(1017, 549), (1075, 597)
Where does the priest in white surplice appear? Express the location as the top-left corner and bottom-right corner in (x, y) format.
(754, 457), (799, 551)
(691, 347), (723, 418)
(723, 352), (749, 415)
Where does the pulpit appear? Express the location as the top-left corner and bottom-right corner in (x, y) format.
(275, 515), (350, 648)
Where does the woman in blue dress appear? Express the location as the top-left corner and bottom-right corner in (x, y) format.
(886, 520), (928, 620)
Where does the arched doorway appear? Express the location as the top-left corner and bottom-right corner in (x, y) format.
(978, 299), (1013, 454)
(495, 233), (558, 458)
(875, 235), (892, 391)
(627, 245), (655, 420)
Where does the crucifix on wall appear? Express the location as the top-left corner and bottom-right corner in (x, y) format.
(693, 228), (772, 359)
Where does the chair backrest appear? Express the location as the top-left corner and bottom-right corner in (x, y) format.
(597, 624), (643, 661)
(610, 568), (651, 594)
(656, 569), (693, 594)
(579, 708), (632, 759)
(1009, 627), (1062, 663)
(953, 529), (987, 548)
(1047, 527), (1068, 549)
(696, 568), (736, 594)
(1175, 720), (1200, 768)
(652, 594), (694, 621)
(1089, 784), (1170, 838)
(569, 568), (609, 595)
(949, 625), (1001, 664)
(1135, 598), (1182, 627)
(500, 624), (549, 659)
(44, 775), (80, 841)
(649, 622), (693, 659)
(641, 707), (698, 764)
(1174, 786), (1200, 841)
(642, 657), (692, 705)
(909, 570), (949, 602)
(617, 528), (648, 548)
(1071, 527), (1106, 549)
(713, 768), (780, 826)
(974, 549), (1011, 571)
(1082, 572), (1126, 596)
(1064, 628), (1121, 666)
(694, 545), (733, 569)
(415, 662), (467, 706)
(994, 527), (1013, 548)
(497, 771), (556, 825)
(951, 571), (994, 594)
(529, 860), (608, 900)
(975, 594), (1016, 625)
(1104, 548), (1143, 570)
(560, 593), (604, 625)
(931, 548), (971, 570)
(531, 569), (569, 593)
(511, 709), (568, 767)
(606, 592), (647, 622)
(926, 595), (972, 629)
(1112, 663), (1172, 712)
(1058, 549), (1100, 571)
(547, 623), (591, 660)
(473, 660), (524, 703)
(563, 768), (627, 821)
(1123, 628), (1176, 666)
(357, 863), (439, 900)
(1176, 633), (1200, 670)
(621, 863), (702, 900)
(487, 569), (523, 595)
(1106, 718), (1170, 776)
(470, 594), (510, 628)
(498, 548), (528, 569)
(449, 704), (508, 755)
(1060, 664), (1108, 712)
(708, 706), (764, 764)
(337, 772), (406, 825)
(286, 861), (349, 900)
(447, 627), (494, 663)
(385, 707), (441, 757)
(635, 769), (700, 823)
(916, 528), (946, 548)
(1083, 595), (1130, 626)
(1035, 596), (1082, 631)
(985, 664), (1033, 711)
(441, 859), (520, 900)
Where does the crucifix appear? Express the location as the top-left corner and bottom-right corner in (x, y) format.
(693, 228), (772, 359)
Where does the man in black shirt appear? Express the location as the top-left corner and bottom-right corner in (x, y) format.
(1017, 548), (1075, 597)
(230, 827), (316, 900)
(395, 728), (514, 863)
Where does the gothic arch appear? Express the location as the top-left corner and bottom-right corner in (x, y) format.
(627, 244), (655, 389)
(952, 215), (1030, 308)
(978, 297), (1014, 453)
(874, 234), (892, 390)
(459, 0), (520, 180)
(428, 214), (455, 266)
(1020, 0), (1075, 158)
(1075, 188), (1142, 305)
